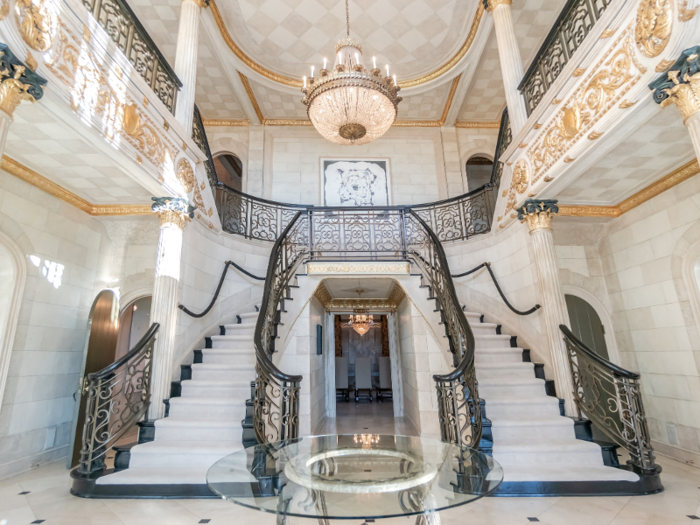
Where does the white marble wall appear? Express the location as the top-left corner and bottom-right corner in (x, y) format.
(308, 297), (325, 433)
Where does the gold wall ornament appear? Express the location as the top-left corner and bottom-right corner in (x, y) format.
(572, 68), (586, 77)
(0, 0), (9, 19)
(561, 103), (582, 138)
(656, 58), (675, 72)
(600, 28), (617, 39)
(14, 0), (58, 52)
(122, 103), (142, 137)
(543, 175), (554, 182)
(563, 156), (575, 163)
(634, 0), (673, 58)
(619, 99), (637, 108)
(512, 160), (529, 193)
(558, 205), (620, 217)
(678, 0), (697, 21)
(176, 158), (195, 193)
(191, 183), (205, 211)
(533, 122), (542, 129)
(588, 131), (604, 140)
(25, 53), (37, 71)
(0, 66), (35, 116)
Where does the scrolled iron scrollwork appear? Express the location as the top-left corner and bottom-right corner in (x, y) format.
(561, 325), (657, 474)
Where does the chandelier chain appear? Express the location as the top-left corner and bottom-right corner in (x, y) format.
(345, 0), (349, 37)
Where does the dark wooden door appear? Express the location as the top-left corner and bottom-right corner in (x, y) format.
(565, 294), (609, 360)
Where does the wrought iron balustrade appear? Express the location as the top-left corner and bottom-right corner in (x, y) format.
(75, 323), (159, 476)
(192, 104), (218, 197)
(489, 107), (512, 197)
(518, 0), (613, 115)
(83, 0), (181, 112)
(561, 325), (658, 474)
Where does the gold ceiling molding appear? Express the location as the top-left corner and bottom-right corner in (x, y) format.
(307, 262), (410, 274)
(237, 71), (264, 123)
(439, 74), (461, 124)
(1, 156), (151, 216)
(455, 120), (501, 128)
(314, 282), (406, 312)
(558, 159), (700, 218)
(264, 119), (313, 126)
(210, 0), (483, 89)
(202, 119), (250, 126)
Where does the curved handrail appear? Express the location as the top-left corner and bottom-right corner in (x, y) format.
(405, 209), (482, 447)
(453, 262), (541, 316)
(178, 261), (265, 318)
(88, 323), (160, 380)
(559, 325), (639, 380)
(77, 322), (160, 476)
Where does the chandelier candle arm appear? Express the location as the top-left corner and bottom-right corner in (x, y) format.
(301, 0), (402, 145)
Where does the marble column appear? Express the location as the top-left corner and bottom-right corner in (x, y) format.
(148, 197), (195, 419)
(173, 0), (208, 131)
(484, 0), (528, 135)
(0, 45), (48, 156)
(516, 199), (577, 417)
(649, 46), (700, 161)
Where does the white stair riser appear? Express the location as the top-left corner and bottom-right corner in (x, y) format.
(192, 368), (253, 382)
(202, 353), (255, 365)
(475, 337), (513, 349)
(156, 426), (242, 442)
(476, 366), (535, 380)
(130, 452), (234, 469)
(238, 314), (259, 324)
(169, 402), (245, 419)
(480, 383), (545, 397)
(181, 385), (250, 397)
(492, 424), (575, 441)
(211, 338), (253, 350)
(471, 326), (499, 336)
(222, 325), (255, 335)
(486, 401), (559, 419)
(475, 352), (523, 364)
(494, 448), (603, 467)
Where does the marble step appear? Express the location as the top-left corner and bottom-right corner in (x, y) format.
(464, 311), (482, 322)
(238, 312), (259, 324)
(128, 441), (243, 468)
(97, 467), (212, 485)
(470, 323), (500, 336)
(478, 377), (546, 397)
(180, 379), (251, 398)
(500, 464), (639, 483)
(191, 363), (255, 382)
(168, 396), (246, 418)
(221, 323), (255, 335)
(475, 334), (513, 349)
(491, 416), (575, 441)
(474, 348), (524, 364)
(484, 395), (560, 418)
(209, 335), (254, 350)
(201, 349), (255, 365)
(494, 439), (603, 466)
(155, 417), (244, 441)
(475, 362), (536, 379)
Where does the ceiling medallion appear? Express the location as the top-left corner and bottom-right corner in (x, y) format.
(301, 0), (402, 145)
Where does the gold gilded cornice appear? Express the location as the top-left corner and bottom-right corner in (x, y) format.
(202, 118), (250, 126)
(439, 74), (461, 124)
(210, 0), (483, 89)
(1, 155), (151, 216)
(558, 159), (700, 218)
(455, 120), (501, 128)
(307, 262), (410, 274)
(314, 282), (406, 312)
(237, 71), (264, 123)
(264, 119), (313, 126)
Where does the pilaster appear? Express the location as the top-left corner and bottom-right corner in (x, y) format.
(515, 199), (577, 417)
(148, 197), (195, 420)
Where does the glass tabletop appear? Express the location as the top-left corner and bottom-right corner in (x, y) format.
(206, 434), (503, 520)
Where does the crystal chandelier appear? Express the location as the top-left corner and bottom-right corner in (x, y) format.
(301, 0), (402, 145)
(354, 433), (380, 449)
(348, 309), (374, 336)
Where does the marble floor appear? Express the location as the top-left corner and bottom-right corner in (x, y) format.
(2, 402), (700, 525)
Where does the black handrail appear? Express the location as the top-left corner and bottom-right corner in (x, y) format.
(560, 325), (639, 380)
(453, 262), (541, 316)
(88, 322), (160, 380)
(178, 261), (265, 318)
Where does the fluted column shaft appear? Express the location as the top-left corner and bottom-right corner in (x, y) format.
(0, 110), (12, 157)
(686, 112), (700, 162)
(173, 0), (204, 131)
(489, 0), (528, 135)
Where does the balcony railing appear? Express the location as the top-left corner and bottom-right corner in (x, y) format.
(83, 0), (181, 113)
(518, 0), (613, 116)
(192, 104), (218, 197)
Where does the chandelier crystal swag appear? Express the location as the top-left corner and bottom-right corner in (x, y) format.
(301, 0), (402, 145)
(348, 309), (374, 336)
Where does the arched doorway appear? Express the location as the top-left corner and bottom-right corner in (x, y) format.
(465, 155), (493, 192)
(115, 296), (153, 361)
(0, 234), (25, 409)
(213, 153), (243, 191)
(565, 294), (609, 360)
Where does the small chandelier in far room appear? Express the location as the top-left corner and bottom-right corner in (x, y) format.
(348, 309), (374, 336)
(301, 0), (402, 145)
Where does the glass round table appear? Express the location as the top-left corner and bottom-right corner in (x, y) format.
(207, 434), (503, 524)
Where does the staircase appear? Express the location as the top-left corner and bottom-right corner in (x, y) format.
(95, 307), (260, 491)
(466, 310), (640, 489)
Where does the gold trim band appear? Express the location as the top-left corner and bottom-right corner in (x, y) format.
(559, 159), (700, 218)
(2, 156), (152, 216)
(210, 0), (483, 89)
(455, 120), (501, 128)
(202, 119), (250, 126)
(237, 71), (264, 124)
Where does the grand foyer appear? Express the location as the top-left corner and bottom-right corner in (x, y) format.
(0, 0), (700, 521)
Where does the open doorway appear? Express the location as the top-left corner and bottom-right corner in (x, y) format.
(213, 153), (243, 191)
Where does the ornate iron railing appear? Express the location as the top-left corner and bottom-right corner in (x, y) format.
(253, 213), (307, 443)
(561, 325), (657, 474)
(405, 210), (482, 448)
(489, 107), (512, 196)
(83, 0), (181, 112)
(76, 323), (159, 476)
(192, 104), (218, 197)
(518, 0), (613, 115)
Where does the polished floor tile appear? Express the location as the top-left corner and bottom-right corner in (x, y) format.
(2, 403), (700, 525)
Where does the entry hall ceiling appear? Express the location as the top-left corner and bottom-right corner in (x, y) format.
(323, 279), (398, 299)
